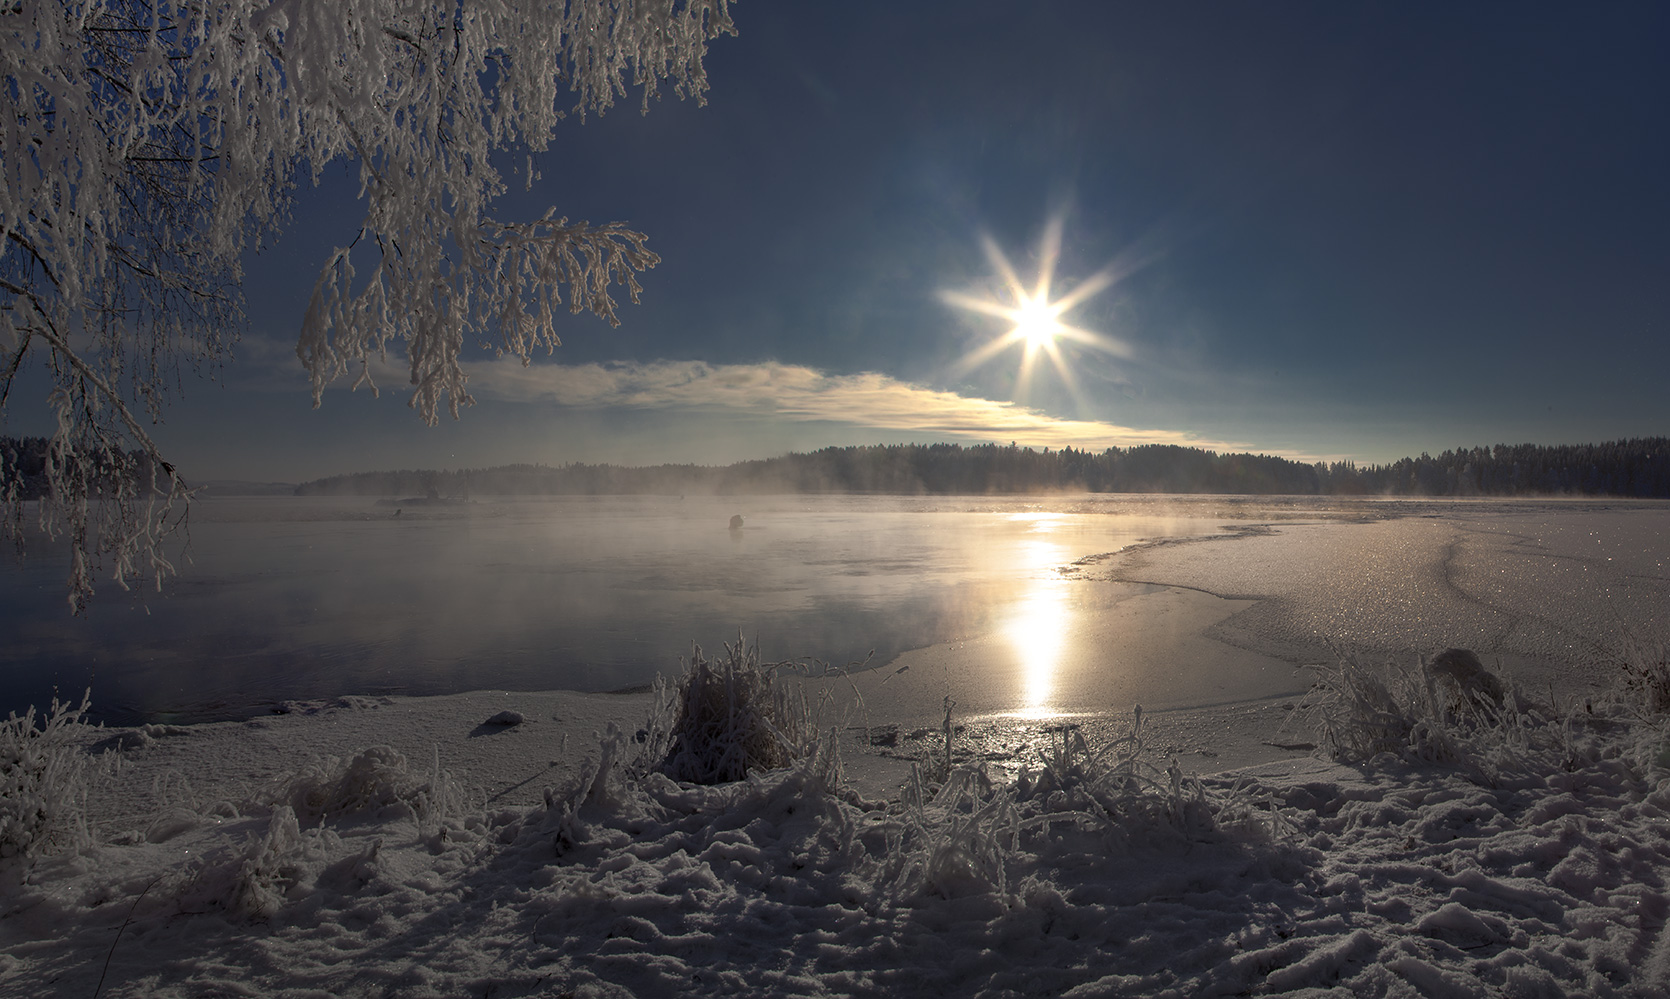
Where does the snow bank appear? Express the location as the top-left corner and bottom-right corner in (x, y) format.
(4, 677), (1669, 998)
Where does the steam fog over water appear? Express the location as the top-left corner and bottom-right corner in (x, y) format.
(4, 494), (1665, 726)
(1, 494), (1251, 724)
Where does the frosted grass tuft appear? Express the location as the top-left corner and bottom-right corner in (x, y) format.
(1, 690), (93, 864)
(653, 635), (821, 785)
(1613, 639), (1670, 717)
(1294, 646), (1670, 781)
(256, 744), (466, 828)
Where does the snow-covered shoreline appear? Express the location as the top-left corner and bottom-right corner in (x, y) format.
(5, 505), (1668, 997)
(7, 678), (1670, 998)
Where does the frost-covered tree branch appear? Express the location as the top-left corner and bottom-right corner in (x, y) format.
(1, 0), (735, 609)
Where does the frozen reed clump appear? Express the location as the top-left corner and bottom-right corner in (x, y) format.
(170, 751), (473, 923)
(256, 745), (465, 827)
(1012, 709), (1223, 849)
(885, 709), (1240, 903)
(652, 636), (819, 785)
(888, 766), (1017, 901)
(1296, 649), (1595, 779)
(1425, 648), (1504, 711)
(1, 691), (93, 863)
(1300, 653), (1470, 767)
(1614, 640), (1670, 717)
(174, 803), (390, 922)
(224, 806), (320, 921)
(1592, 639), (1670, 773)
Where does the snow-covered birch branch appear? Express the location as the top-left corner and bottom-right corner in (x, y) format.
(1, 0), (735, 609)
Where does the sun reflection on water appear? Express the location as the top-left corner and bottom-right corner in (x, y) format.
(1001, 535), (1075, 720)
(1004, 580), (1072, 719)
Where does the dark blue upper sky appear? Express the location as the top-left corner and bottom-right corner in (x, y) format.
(73, 0), (1670, 480)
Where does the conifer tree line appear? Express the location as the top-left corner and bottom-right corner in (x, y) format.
(256, 437), (1668, 498)
(7, 437), (1665, 501)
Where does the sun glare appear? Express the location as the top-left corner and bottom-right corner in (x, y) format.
(940, 216), (1131, 405)
(1002, 533), (1073, 721)
(1015, 298), (1061, 348)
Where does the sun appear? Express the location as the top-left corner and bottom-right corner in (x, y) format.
(940, 217), (1130, 402)
(1014, 297), (1062, 348)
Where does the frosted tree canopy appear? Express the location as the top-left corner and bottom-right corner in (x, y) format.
(0, 0), (735, 607)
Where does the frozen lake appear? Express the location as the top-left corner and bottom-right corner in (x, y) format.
(4, 493), (1665, 726)
(0, 494), (1261, 724)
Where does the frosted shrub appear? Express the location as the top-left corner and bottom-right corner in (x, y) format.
(1300, 655), (1479, 768)
(230, 806), (315, 921)
(0, 691), (93, 862)
(1301, 656), (1448, 764)
(174, 804), (349, 921)
(656, 637), (818, 784)
(1616, 642), (1670, 717)
(258, 745), (465, 827)
(1013, 710), (1221, 850)
(1425, 648), (1505, 713)
(1297, 651), (1582, 778)
(887, 766), (1017, 900)
(887, 710), (1232, 903)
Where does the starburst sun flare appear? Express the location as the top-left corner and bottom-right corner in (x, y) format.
(1014, 298), (1062, 348)
(942, 218), (1131, 404)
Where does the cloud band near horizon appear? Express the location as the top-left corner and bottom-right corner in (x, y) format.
(463, 357), (1248, 454)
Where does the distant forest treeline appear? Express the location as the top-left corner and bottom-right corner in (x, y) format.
(287, 438), (1670, 499)
(5, 436), (1665, 500)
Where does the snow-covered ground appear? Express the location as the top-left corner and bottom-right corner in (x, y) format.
(4, 503), (1668, 997)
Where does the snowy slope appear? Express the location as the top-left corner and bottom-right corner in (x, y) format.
(4, 683), (1670, 998)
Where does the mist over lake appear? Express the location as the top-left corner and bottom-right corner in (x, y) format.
(1, 493), (1271, 725)
(9, 493), (1665, 732)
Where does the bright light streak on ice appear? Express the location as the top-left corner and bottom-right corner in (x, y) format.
(1002, 533), (1074, 720)
(1004, 581), (1072, 720)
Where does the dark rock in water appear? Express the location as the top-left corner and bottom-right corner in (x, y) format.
(374, 493), (469, 507)
(729, 514), (744, 530)
(484, 710), (525, 726)
(1425, 648), (1504, 707)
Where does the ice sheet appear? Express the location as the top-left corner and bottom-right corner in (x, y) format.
(1095, 501), (1669, 699)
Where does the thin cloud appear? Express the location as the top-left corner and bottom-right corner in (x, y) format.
(465, 357), (1250, 453)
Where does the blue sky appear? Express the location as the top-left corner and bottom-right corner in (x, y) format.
(34, 1), (1670, 481)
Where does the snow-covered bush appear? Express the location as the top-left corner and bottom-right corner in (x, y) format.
(169, 746), (467, 920)
(654, 637), (820, 784)
(1615, 641), (1670, 717)
(257, 745), (465, 827)
(1012, 710), (1222, 850)
(887, 766), (1018, 900)
(172, 804), (371, 921)
(0, 691), (92, 862)
(1425, 647), (1505, 714)
(1300, 655), (1470, 767)
(1297, 651), (1591, 779)
(228, 806), (317, 921)
(885, 710), (1235, 903)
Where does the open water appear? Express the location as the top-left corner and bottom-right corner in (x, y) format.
(2, 494), (1264, 723)
(6, 493), (1664, 725)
